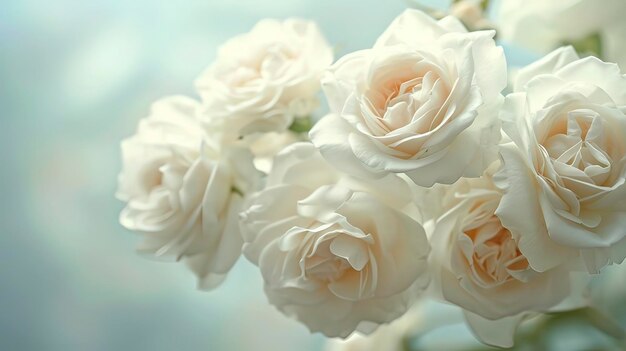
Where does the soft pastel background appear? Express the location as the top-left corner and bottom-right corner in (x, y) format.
(2, 0), (625, 350)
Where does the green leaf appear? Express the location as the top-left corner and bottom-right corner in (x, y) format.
(562, 32), (603, 59)
(288, 116), (313, 134)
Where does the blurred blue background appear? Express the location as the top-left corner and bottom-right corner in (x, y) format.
(0, 1), (418, 350)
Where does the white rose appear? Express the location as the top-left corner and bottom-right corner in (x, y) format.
(498, 47), (626, 274)
(496, 0), (626, 69)
(429, 163), (587, 348)
(240, 142), (430, 337)
(196, 18), (333, 139)
(310, 9), (505, 187)
(117, 96), (260, 289)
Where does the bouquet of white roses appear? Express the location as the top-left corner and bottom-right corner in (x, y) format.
(117, 6), (626, 349)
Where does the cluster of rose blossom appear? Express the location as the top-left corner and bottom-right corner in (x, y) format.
(117, 9), (626, 348)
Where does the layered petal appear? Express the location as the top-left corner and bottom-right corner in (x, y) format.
(311, 9), (505, 186)
(196, 18), (333, 140)
(117, 96), (261, 290)
(241, 142), (430, 337)
(498, 48), (626, 273)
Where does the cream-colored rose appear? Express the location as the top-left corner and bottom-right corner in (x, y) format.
(429, 163), (587, 348)
(240, 143), (430, 337)
(196, 19), (333, 140)
(117, 96), (260, 289)
(310, 9), (505, 187)
(498, 47), (626, 274)
(496, 0), (626, 69)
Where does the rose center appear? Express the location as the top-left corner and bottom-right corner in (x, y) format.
(225, 43), (298, 87)
(360, 54), (451, 137)
(305, 254), (352, 282)
(463, 216), (528, 287)
(302, 232), (370, 283)
(543, 110), (614, 188)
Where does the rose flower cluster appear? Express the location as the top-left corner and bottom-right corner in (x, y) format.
(117, 9), (626, 348)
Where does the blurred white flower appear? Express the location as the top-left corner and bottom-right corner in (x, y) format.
(310, 9), (505, 186)
(429, 162), (587, 348)
(196, 18), (333, 139)
(117, 96), (260, 289)
(325, 299), (492, 351)
(247, 130), (304, 174)
(496, 0), (626, 70)
(449, 0), (492, 31)
(407, 0), (492, 31)
(498, 46), (626, 274)
(240, 142), (430, 337)
(324, 304), (422, 351)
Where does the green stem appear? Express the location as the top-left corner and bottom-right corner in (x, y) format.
(288, 116), (313, 134)
(231, 186), (243, 196)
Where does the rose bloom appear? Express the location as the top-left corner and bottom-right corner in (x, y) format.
(195, 18), (333, 139)
(117, 96), (260, 289)
(429, 163), (586, 348)
(240, 142), (430, 337)
(498, 47), (626, 274)
(496, 0), (626, 70)
(310, 9), (505, 186)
